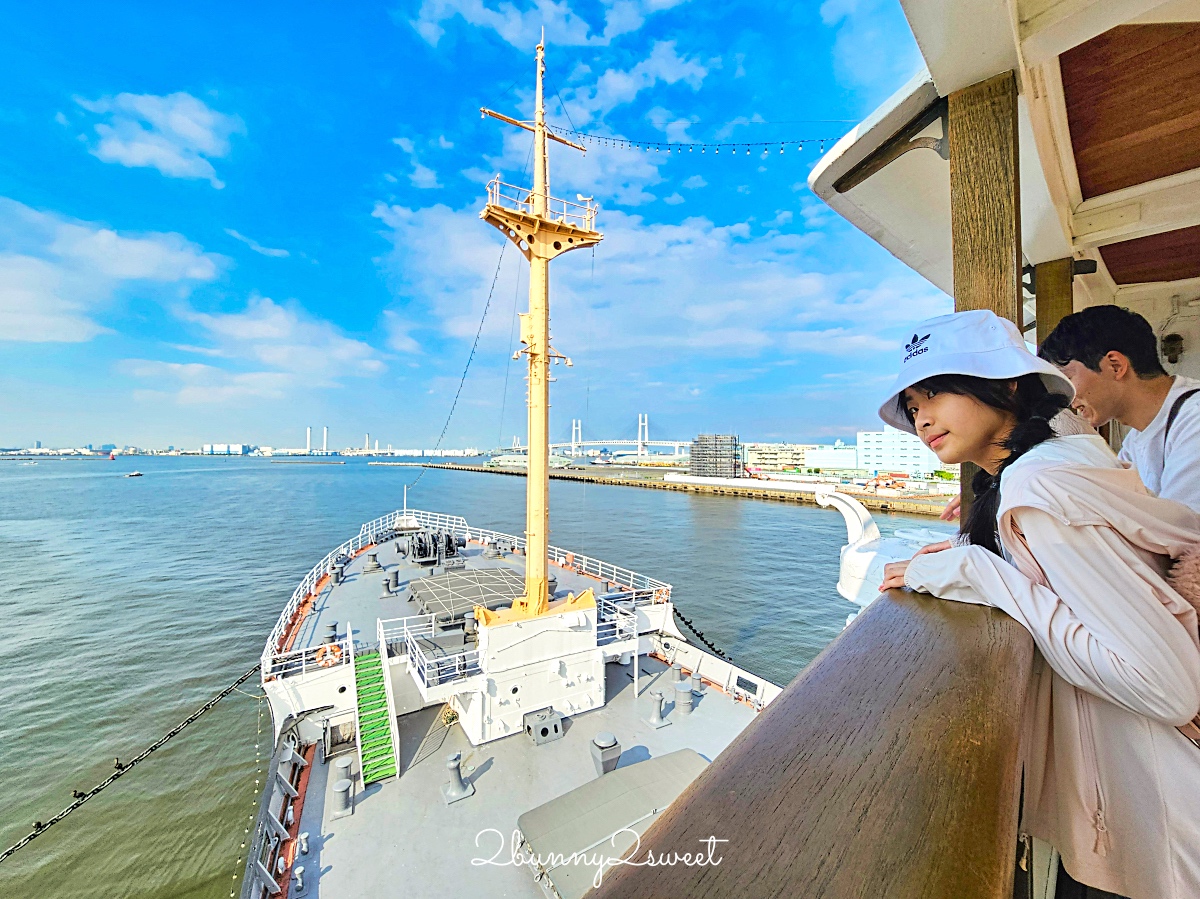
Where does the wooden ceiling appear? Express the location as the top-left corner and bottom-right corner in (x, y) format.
(1099, 225), (1200, 285)
(1061, 24), (1200, 200)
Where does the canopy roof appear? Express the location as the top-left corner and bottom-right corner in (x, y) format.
(809, 1), (1200, 317)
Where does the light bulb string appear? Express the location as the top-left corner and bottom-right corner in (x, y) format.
(545, 124), (836, 155)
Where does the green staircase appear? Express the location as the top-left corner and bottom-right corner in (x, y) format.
(354, 651), (398, 784)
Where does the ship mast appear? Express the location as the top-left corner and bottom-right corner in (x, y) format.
(481, 34), (602, 617)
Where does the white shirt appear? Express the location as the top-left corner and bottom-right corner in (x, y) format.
(1118, 375), (1200, 514)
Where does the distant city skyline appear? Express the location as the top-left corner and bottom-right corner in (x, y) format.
(0, 2), (946, 449)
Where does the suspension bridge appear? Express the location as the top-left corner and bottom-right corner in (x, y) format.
(508, 414), (692, 457)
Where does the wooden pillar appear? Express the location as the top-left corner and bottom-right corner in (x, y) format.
(948, 71), (1021, 322)
(947, 71), (1021, 519)
(1034, 257), (1074, 346)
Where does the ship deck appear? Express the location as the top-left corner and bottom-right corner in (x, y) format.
(289, 537), (608, 652)
(296, 654), (757, 898)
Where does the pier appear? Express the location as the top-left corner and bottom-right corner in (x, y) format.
(369, 462), (948, 518)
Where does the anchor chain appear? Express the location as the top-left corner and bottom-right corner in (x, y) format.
(0, 661), (261, 865)
(672, 607), (731, 661)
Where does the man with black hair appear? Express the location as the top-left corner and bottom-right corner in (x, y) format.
(1040, 305), (1200, 513)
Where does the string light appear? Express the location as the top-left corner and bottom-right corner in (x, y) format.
(544, 124), (838, 158)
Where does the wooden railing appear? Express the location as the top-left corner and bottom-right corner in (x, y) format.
(586, 589), (1034, 899)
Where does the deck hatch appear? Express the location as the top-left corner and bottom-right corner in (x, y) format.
(411, 568), (527, 622)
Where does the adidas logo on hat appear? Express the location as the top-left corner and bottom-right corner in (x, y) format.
(903, 332), (930, 362)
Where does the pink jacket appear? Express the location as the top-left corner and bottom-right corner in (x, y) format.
(905, 435), (1200, 898)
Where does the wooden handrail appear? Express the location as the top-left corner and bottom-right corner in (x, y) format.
(586, 589), (1034, 899)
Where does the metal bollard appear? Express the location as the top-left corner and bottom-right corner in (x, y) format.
(293, 865), (306, 895)
(323, 622), (338, 644)
(691, 672), (702, 694)
(331, 566), (342, 585)
(389, 569), (399, 591)
(646, 690), (670, 728)
(672, 662), (683, 682)
(381, 575), (392, 596)
(299, 832), (310, 855)
(590, 732), (621, 776)
(441, 751), (476, 804)
(364, 552), (381, 572)
(332, 778), (353, 816)
(674, 680), (694, 715)
(335, 755), (353, 786)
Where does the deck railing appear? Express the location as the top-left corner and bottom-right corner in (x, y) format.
(262, 635), (352, 679)
(596, 596), (637, 646)
(262, 509), (670, 682)
(586, 589), (1035, 899)
(404, 630), (483, 689)
(486, 178), (599, 231)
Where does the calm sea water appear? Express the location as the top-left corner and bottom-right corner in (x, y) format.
(0, 456), (952, 898)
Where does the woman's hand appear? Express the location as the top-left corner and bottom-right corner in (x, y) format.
(915, 540), (953, 556)
(879, 560), (910, 592)
(940, 495), (961, 521)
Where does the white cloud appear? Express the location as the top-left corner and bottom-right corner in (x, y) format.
(382, 310), (421, 353)
(663, 192), (684, 205)
(75, 92), (243, 188)
(819, 0), (922, 104)
(0, 197), (221, 343)
(392, 136), (442, 189)
(224, 228), (289, 258)
(408, 0), (688, 48)
(682, 175), (707, 189)
(178, 295), (385, 383)
(372, 200), (950, 367)
(561, 41), (710, 126)
(120, 359), (292, 405)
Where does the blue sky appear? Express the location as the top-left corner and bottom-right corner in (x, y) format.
(0, 1), (948, 450)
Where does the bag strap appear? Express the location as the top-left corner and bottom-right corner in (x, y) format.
(1164, 388), (1200, 446)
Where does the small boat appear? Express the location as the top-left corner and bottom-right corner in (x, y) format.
(125, 471), (143, 478)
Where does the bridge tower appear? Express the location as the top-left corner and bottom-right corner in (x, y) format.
(480, 34), (603, 616)
(637, 413), (649, 457)
(571, 419), (582, 457)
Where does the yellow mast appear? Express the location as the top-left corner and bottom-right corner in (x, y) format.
(480, 34), (602, 618)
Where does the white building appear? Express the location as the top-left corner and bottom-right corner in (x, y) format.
(743, 443), (819, 471)
(805, 440), (859, 471)
(856, 427), (956, 477)
(203, 444), (251, 455)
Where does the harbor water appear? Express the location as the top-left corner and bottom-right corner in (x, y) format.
(0, 456), (953, 898)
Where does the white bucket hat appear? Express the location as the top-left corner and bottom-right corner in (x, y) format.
(878, 309), (1075, 434)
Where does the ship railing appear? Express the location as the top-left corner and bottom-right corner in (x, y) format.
(262, 634), (353, 679)
(486, 178), (599, 231)
(261, 507), (667, 682)
(260, 508), (464, 680)
(596, 596), (637, 646)
(404, 630), (483, 690)
(458, 525), (673, 599)
(587, 588), (1034, 899)
(378, 613), (438, 659)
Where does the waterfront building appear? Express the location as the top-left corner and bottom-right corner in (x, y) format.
(202, 444), (252, 455)
(805, 440), (859, 471)
(689, 434), (742, 478)
(743, 442), (819, 471)
(857, 427), (958, 477)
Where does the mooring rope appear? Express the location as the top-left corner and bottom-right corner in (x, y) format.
(0, 661), (262, 864)
(672, 607), (731, 660)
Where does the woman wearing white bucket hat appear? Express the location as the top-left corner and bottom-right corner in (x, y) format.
(876, 309), (1200, 899)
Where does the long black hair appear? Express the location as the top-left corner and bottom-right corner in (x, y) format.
(898, 373), (1069, 555)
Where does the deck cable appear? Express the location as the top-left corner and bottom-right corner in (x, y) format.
(671, 607), (731, 660)
(0, 661), (262, 865)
